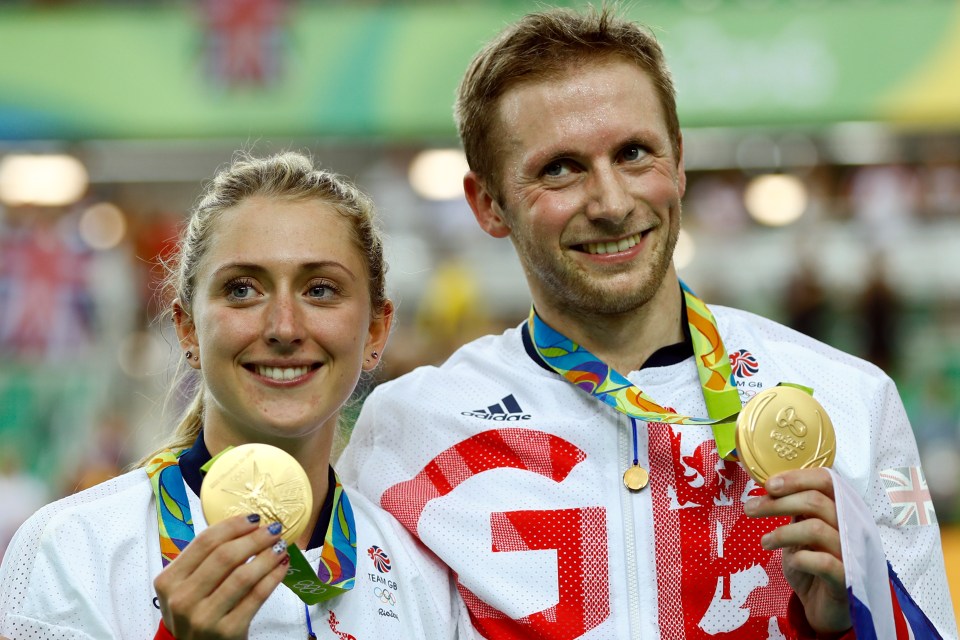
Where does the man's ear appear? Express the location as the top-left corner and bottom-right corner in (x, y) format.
(676, 133), (687, 198)
(464, 171), (511, 239)
(173, 299), (200, 370)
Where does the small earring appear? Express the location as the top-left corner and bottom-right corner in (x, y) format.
(185, 350), (193, 360)
(370, 351), (379, 360)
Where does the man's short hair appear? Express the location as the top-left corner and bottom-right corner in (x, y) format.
(454, 5), (681, 200)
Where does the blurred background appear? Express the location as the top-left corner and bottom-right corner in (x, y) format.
(1, 0), (958, 614)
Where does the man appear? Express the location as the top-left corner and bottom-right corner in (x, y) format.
(339, 6), (956, 639)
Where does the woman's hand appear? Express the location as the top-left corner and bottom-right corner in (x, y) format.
(153, 514), (290, 640)
(744, 468), (852, 635)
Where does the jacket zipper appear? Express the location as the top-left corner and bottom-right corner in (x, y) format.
(618, 412), (643, 637)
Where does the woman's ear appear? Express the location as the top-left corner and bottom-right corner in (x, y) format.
(173, 299), (201, 370)
(363, 299), (395, 371)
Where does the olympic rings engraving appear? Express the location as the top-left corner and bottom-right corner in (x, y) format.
(293, 579), (331, 595)
(374, 587), (397, 605)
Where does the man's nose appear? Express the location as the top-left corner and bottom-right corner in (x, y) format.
(584, 165), (633, 223)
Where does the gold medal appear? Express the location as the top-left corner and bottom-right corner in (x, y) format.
(623, 464), (649, 491)
(735, 385), (836, 486)
(200, 443), (313, 544)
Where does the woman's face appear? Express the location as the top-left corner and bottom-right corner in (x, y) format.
(174, 196), (391, 448)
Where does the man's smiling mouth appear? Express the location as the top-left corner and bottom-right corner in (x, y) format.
(576, 232), (644, 255)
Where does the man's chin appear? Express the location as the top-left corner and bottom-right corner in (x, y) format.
(557, 286), (661, 317)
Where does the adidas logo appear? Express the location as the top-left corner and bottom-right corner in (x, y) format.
(461, 394), (532, 421)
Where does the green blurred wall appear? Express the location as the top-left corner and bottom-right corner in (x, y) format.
(1, 1), (958, 140)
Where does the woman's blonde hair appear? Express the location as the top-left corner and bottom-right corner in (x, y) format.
(138, 151), (387, 466)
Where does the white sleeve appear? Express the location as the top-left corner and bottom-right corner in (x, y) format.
(870, 377), (957, 638)
(0, 615), (98, 640)
(0, 511), (115, 639)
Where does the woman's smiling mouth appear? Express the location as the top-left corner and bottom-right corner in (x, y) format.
(245, 364), (320, 382)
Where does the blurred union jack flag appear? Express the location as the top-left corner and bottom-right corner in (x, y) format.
(880, 466), (936, 527)
(0, 224), (94, 360)
(199, 0), (290, 89)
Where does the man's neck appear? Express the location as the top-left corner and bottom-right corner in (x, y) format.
(534, 278), (685, 375)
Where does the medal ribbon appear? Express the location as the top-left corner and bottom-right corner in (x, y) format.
(528, 281), (743, 459)
(146, 449), (194, 567)
(281, 474), (356, 604)
(146, 448), (356, 604)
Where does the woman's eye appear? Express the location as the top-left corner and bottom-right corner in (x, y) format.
(307, 282), (338, 300)
(226, 279), (257, 301)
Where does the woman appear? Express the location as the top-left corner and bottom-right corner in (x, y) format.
(0, 152), (461, 639)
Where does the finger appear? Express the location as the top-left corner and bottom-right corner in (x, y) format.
(782, 547), (847, 595)
(199, 536), (290, 619)
(209, 548), (292, 635)
(159, 514), (263, 583)
(761, 517), (842, 558)
(154, 514), (263, 626)
(158, 519), (284, 629)
(746, 488), (839, 529)
(169, 522), (283, 610)
(765, 468), (835, 500)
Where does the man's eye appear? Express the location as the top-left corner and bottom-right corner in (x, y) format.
(543, 161), (570, 178)
(622, 145), (645, 162)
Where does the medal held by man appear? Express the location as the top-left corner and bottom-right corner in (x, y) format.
(735, 384), (836, 486)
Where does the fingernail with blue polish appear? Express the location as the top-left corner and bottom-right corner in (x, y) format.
(273, 539), (288, 554)
(247, 513), (261, 523)
(267, 521), (282, 536)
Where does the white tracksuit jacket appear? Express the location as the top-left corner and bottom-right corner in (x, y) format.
(0, 464), (464, 639)
(339, 305), (957, 640)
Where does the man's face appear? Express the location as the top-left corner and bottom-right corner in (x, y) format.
(484, 57), (685, 320)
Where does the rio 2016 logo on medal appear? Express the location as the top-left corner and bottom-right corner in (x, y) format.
(735, 385), (836, 486)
